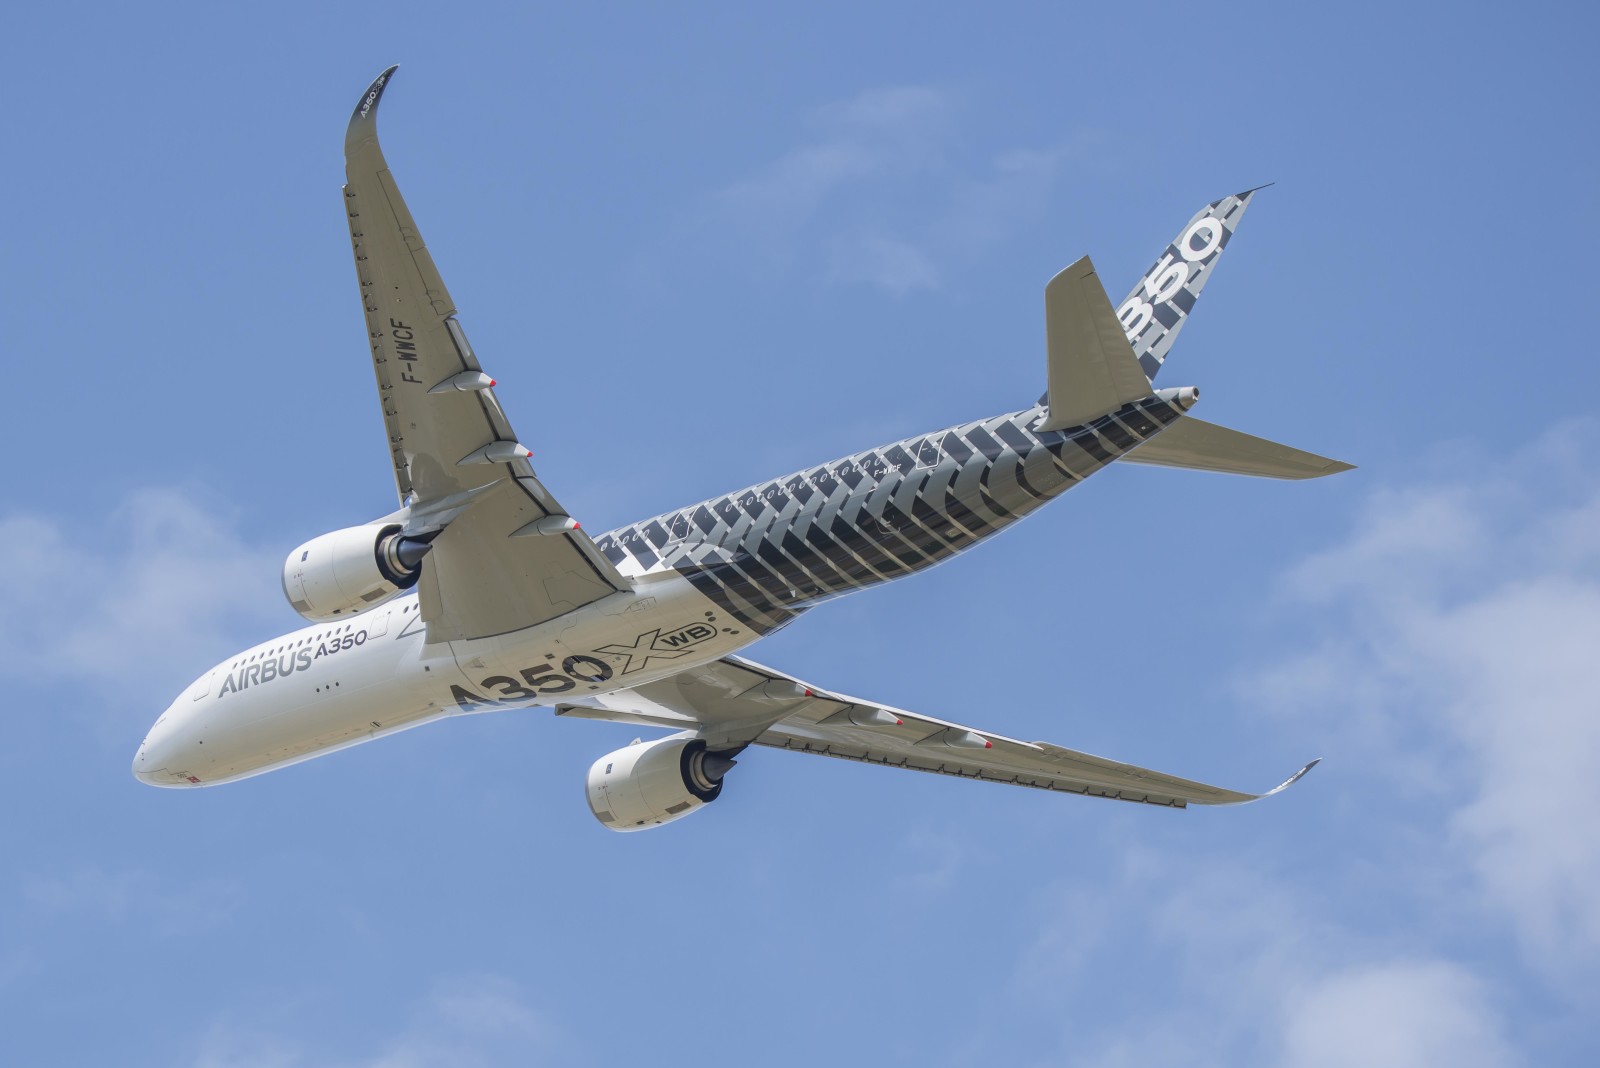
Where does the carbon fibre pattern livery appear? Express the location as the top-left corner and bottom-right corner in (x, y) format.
(594, 390), (1198, 635)
(1116, 188), (1261, 382)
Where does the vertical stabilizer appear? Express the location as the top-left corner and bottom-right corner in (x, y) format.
(1117, 188), (1264, 382)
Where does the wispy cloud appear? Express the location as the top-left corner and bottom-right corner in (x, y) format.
(359, 975), (552, 1068)
(680, 86), (1077, 294)
(825, 232), (940, 294)
(189, 975), (563, 1068)
(716, 85), (953, 229)
(889, 823), (971, 896)
(22, 864), (241, 935)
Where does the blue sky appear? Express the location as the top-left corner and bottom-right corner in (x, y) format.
(2, 2), (1597, 1063)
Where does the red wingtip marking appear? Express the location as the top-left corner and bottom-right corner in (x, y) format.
(984, 740), (992, 748)
(895, 718), (903, 725)
(489, 379), (497, 386)
(803, 688), (814, 697)
(573, 522), (581, 530)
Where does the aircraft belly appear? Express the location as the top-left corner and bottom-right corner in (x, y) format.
(440, 572), (761, 714)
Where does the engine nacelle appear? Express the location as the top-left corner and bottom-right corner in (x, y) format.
(282, 522), (430, 622)
(585, 737), (736, 832)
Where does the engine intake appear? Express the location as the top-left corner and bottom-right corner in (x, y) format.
(282, 522), (436, 621)
(585, 736), (738, 832)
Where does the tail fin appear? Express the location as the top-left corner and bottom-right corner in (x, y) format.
(1122, 417), (1353, 480)
(1118, 187), (1265, 382)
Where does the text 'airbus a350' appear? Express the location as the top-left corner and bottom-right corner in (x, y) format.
(134, 68), (1346, 830)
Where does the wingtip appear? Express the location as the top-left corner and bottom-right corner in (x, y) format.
(1263, 757), (1320, 797)
(1236, 181), (1276, 199)
(346, 65), (400, 147)
(1297, 459), (1356, 478)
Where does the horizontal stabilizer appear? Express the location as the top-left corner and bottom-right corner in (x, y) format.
(1123, 418), (1353, 479)
(1039, 256), (1154, 431)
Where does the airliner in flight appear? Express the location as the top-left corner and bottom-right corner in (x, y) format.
(134, 68), (1347, 830)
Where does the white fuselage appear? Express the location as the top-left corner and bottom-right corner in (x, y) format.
(134, 570), (745, 786)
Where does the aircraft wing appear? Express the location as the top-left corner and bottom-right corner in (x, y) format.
(342, 68), (629, 642)
(557, 656), (1317, 809)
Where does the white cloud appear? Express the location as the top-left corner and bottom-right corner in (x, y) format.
(1007, 855), (1519, 1068)
(1280, 960), (1518, 1068)
(1248, 420), (1600, 975)
(189, 976), (560, 1068)
(0, 488), (280, 720)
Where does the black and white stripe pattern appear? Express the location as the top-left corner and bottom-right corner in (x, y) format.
(1118, 189), (1259, 382)
(594, 393), (1194, 634)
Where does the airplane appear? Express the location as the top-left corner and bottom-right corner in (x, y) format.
(133, 67), (1348, 830)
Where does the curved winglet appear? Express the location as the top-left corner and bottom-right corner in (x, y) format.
(1237, 757), (1321, 805)
(345, 65), (400, 152)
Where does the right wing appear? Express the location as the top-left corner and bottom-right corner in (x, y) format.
(342, 68), (630, 642)
(557, 656), (1317, 809)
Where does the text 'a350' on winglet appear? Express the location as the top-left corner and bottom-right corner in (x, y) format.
(345, 65), (400, 151)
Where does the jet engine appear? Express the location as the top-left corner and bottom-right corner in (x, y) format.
(585, 736), (739, 832)
(282, 522), (435, 622)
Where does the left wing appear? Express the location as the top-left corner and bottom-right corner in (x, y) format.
(556, 657), (1317, 809)
(342, 68), (629, 641)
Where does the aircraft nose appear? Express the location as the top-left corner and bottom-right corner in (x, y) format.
(133, 748), (151, 783)
(132, 712), (196, 788)
(132, 738), (159, 785)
